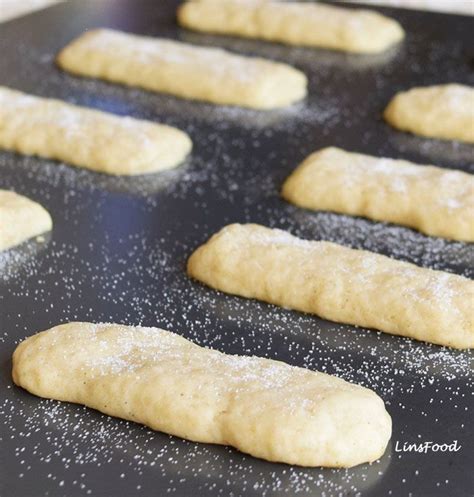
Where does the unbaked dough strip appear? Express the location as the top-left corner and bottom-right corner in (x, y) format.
(178, 0), (405, 54)
(0, 190), (52, 251)
(56, 28), (307, 109)
(282, 147), (474, 242)
(0, 86), (192, 175)
(384, 84), (474, 143)
(188, 224), (474, 349)
(12, 322), (392, 467)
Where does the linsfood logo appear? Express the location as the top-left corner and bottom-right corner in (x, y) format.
(395, 440), (461, 454)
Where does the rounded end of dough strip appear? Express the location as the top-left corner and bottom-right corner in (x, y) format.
(176, 3), (190, 29)
(382, 94), (399, 129)
(280, 147), (336, 204)
(186, 224), (240, 284)
(56, 28), (108, 71)
(367, 20), (405, 54)
(118, 128), (193, 176)
(0, 191), (53, 251)
(222, 386), (392, 468)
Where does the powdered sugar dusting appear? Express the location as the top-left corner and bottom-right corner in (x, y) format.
(0, 87), (174, 154)
(30, 322), (354, 403)
(69, 29), (294, 84)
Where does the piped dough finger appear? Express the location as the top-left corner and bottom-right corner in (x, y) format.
(384, 84), (474, 143)
(178, 0), (405, 54)
(282, 147), (474, 242)
(0, 86), (192, 175)
(0, 190), (52, 251)
(187, 224), (474, 349)
(12, 322), (392, 468)
(56, 28), (307, 109)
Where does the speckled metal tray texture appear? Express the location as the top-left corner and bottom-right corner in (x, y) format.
(0, 1), (473, 496)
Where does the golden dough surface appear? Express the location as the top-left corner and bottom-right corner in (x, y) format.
(0, 190), (52, 251)
(282, 147), (474, 241)
(188, 224), (474, 349)
(384, 84), (474, 143)
(57, 28), (307, 109)
(12, 322), (392, 468)
(178, 0), (405, 53)
(0, 86), (192, 175)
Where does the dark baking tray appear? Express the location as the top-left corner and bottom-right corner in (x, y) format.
(0, 1), (473, 496)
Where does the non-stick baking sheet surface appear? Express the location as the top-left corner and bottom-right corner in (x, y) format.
(0, 1), (473, 496)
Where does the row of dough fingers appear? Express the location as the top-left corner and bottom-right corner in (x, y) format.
(55, 26), (474, 142)
(5, 212), (473, 350)
(3, 140), (473, 251)
(10, 219), (473, 470)
(5, 1), (473, 470)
